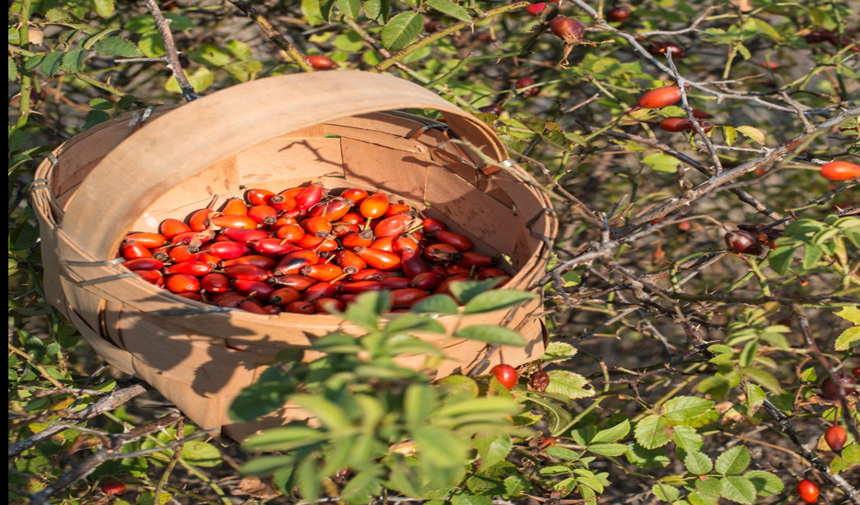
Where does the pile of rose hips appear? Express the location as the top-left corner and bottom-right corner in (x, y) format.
(119, 184), (511, 315)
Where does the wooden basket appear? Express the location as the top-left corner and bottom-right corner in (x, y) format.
(31, 72), (557, 440)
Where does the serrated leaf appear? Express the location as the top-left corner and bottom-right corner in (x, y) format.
(526, 395), (572, 436)
(745, 382), (766, 416)
(542, 342), (578, 362)
(835, 306), (860, 325)
(767, 245), (795, 276)
(643, 153), (681, 174)
(723, 126), (738, 146)
(592, 420), (630, 444)
(165, 67), (214, 94)
(663, 397), (715, 424)
(61, 50), (87, 73)
(337, 0), (361, 18)
(545, 370), (594, 399)
(587, 443), (628, 456)
(715, 446), (750, 475)
(463, 290), (536, 314)
(684, 452), (713, 475)
(474, 434), (512, 470)
(635, 415), (672, 449)
(381, 11), (422, 51)
(425, 0), (471, 22)
(363, 0), (390, 22)
(94, 37), (144, 58)
(673, 425), (704, 454)
(745, 471), (784, 496)
(455, 326), (526, 346)
(736, 126), (765, 145)
(719, 476), (756, 504)
(39, 52), (63, 77)
(93, 0), (115, 18)
(180, 440), (222, 467)
(653, 482), (681, 502)
(626, 443), (670, 468)
(835, 327), (860, 351)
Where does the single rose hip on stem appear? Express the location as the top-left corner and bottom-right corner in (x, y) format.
(797, 479), (819, 504)
(824, 425), (847, 452)
(490, 364), (518, 390)
(819, 161), (860, 180)
(550, 16), (585, 43)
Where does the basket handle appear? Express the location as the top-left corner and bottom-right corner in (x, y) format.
(61, 72), (509, 261)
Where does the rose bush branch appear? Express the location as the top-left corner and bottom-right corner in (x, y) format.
(143, 0), (198, 101)
(227, 0), (314, 73)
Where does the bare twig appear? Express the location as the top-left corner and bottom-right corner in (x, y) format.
(8, 384), (147, 458)
(143, 0), (199, 102)
(227, 0), (314, 73)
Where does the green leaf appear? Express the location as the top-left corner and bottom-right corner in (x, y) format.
(425, 0), (471, 22)
(386, 313), (446, 335)
(93, 0), (115, 18)
(591, 420), (630, 444)
(545, 370), (595, 399)
(673, 425), (704, 454)
(474, 434), (512, 469)
(363, 0), (390, 22)
(166, 67), (214, 94)
(684, 452), (713, 475)
(635, 415), (672, 449)
(463, 290), (536, 314)
(694, 477), (722, 502)
(94, 37), (144, 58)
(180, 440), (222, 467)
(723, 126), (738, 146)
(138, 31), (166, 58)
(292, 395), (350, 432)
(242, 426), (327, 452)
(125, 15), (157, 33)
(61, 50), (87, 73)
(404, 383), (436, 427)
(745, 382), (766, 416)
(767, 246), (795, 276)
(414, 425), (468, 468)
(448, 279), (504, 304)
(437, 375), (479, 398)
(715, 446), (750, 475)
(587, 443), (628, 456)
(643, 153), (681, 174)
(164, 13), (195, 31)
(380, 11), (423, 51)
(411, 294), (459, 314)
(653, 482), (681, 502)
(741, 367), (782, 393)
(39, 52), (64, 77)
(736, 126), (765, 145)
(436, 397), (519, 418)
(190, 43), (232, 67)
(738, 340), (757, 368)
(626, 443), (670, 468)
(744, 471), (784, 496)
(835, 327), (860, 351)
(526, 395), (572, 436)
(719, 476), (756, 504)
(835, 306), (860, 325)
(663, 397), (715, 424)
(541, 342), (578, 363)
(89, 97), (113, 110)
(338, 0), (361, 18)
(455, 326), (526, 346)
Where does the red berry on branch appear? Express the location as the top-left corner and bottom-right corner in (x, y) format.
(516, 76), (541, 97)
(549, 16), (585, 43)
(479, 103), (502, 115)
(306, 55), (338, 70)
(101, 481), (126, 496)
(819, 161), (860, 181)
(649, 41), (686, 58)
(820, 375), (857, 401)
(606, 6), (631, 22)
(797, 479), (819, 504)
(490, 364), (518, 390)
(526, 3), (548, 16)
(824, 426), (848, 452)
(724, 230), (764, 255)
(637, 86), (682, 109)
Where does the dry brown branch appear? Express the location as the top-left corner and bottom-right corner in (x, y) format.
(143, 0), (198, 101)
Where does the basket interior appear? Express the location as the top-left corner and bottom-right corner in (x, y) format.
(52, 111), (548, 274)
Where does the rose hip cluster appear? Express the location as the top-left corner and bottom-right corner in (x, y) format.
(119, 184), (509, 315)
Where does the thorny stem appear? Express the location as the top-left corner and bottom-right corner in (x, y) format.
(143, 0), (199, 101)
(227, 0), (315, 73)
